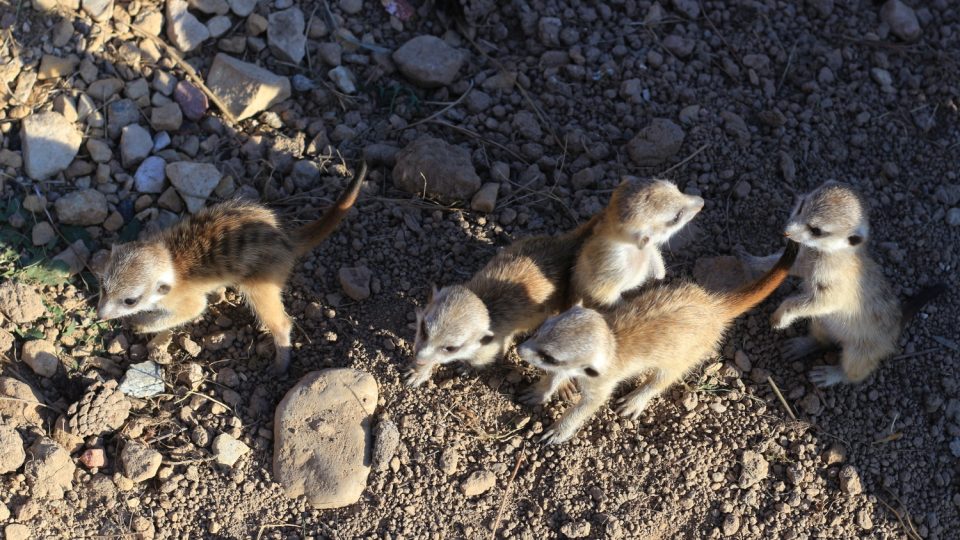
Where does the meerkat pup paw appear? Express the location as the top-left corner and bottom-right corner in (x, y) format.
(539, 422), (577, 445)
(809, 365), (847, 388)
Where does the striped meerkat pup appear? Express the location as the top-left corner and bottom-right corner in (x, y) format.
(517, 240), (799, 445)
(572, 177), (703, 307)
(96, 164), (367, 373)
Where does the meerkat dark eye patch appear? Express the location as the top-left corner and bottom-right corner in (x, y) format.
(667, 210), (683, 226)
(539, 351), (559, 365)
(807, 225), (824, 237)
(419, 319), (428, 340)
(584, 367), (600, 377)
(848, 235), (863, 246)
(124, 296), (140, 306)
(156, 283), (171, 295)
(479, 334), (495, 346)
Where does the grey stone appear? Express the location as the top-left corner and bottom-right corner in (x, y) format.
(21, 112), (82, 180)
(25, 438), (75, 499)
(393, 137), (482, 202)
(22, 340), (59, 378)
(118, 361), (165, 398)
(120, 124), (153, 168)
(0, 424), (25, 474)
(881, 0), (921, 42)
(166, 162), (222, 213)
(81, 0), (113, 22)
(470, 182), (499, 213)
(206, 54), (291, 121)
(268, 8), (306, 64)
(54, 189), (108, 225)
(107, 99), (141, 139)
(339, 266), (372, 301)
(370, 418), (399, 472)
(212, 433), (249, 467)
(392, 35), (465, 88)
(121, 441), (162, 482)
(0, 283), (45, 324)
(135, 156), (167, 193)
(626, 119), (685, 166)
(151, 102), (183, 131)
(228, 0), (255, 16)
(166, 0), (210, 52)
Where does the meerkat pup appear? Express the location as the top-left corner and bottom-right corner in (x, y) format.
(96, 164), (367, 374)
(739, 181), (945, 387)
(407, 214), (600, 387)
(572, 177), (704, 307)
(516, 240), (799, 445)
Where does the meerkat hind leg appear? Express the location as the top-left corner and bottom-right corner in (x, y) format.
(240, 281), (294, 374)
(782, 336), (826, 362)
(616, 369), (675, 419)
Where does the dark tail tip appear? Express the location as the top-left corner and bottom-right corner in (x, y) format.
(901, 282), (947, 325)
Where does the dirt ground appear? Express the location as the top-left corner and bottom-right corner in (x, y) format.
(1, 0), (959, 538)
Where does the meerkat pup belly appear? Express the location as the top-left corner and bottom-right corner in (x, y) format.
(96, 164), (367, 373)
(407, 215), (600, 387)
(572, 177), (703, 307)
(740, 181), (945, 387)
(517, 240), (799, 445)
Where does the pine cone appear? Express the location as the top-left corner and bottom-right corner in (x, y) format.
(65, 380), (131, 438)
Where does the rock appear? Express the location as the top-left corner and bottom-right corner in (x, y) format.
(738, 450), (769, 489)
(21, 112), (82, 180)
(663, 34), (695, 57)
(206, 54), (291, 121)
(339, 266), (372, 301)
(86, 139), (112, 163)
(470, 183), (499, 212)
(81, 0), (112, 21)
(268, 8), (306, 64)
(439, 447), (460, 475)
(392, 35), (466, 88)
(212, 433), (249, 467)
(121, 441), (162, 482)
(26, 438), (75, 499)
(188, 0), (228, 14)
(721, 513), (740, 536)
(135, 156), (167, 193)
(120, 124), (153, 168)
(37, 54), (79, 80)
(881, 0), (920, 42)
(839, 465), (863, 495)
(946, 208), (960, 227)
(228, 0), (255, 16)
(166, 162), (221, 213)
(5, 524), (30, 540)
(54, 189), (108, 225)
(370, 418), (400, 472)
(118, 361), (165, 398)
(207, 15), (232, 38)
(0, 282), (45, 323)
(0, 329), (12, 354)
(822, 444), (846, 465)
(173, 80), (208, 121)
(780, 151), (797, 183)
(51, 239), (89, 276)
(274, 369), (378, 509)
(950, 438), (960, 458)
(21, 340), (58, 377)
(721, 111), (750, 145)
(461, 470), (496, 497)
(328, 66), (356, 94)
(671, 0), (699, 18)
(107, 99), (141, 139)
(177, 363), (204, 390)
(626, 118), (685, 166)
(799, 393), (823, 416)
(0, 377), (44, 427)
(166, 0), (210, 52)
(537, 17), (561, 47)
(88, 78), (124, 102)
(80, 448), (107, 469)
(0, 424), (25, 474)
(134, 9), (163, 35)
(393, 137), (482, 202)
(52, 20), (73, 46)
(560, 521), (592, 539)
(734, 350), (752, 373)
(151, 102), (183, 131)
(317, 42), (342, 66)
(871, 67), (893, 88)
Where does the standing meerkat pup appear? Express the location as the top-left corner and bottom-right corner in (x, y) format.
(572, 178), (704, 307)
(516, 240), (800, 445)
(740, 181), (945, 387)
(96, 164), (368, 374)
(407, 215), (600, 387)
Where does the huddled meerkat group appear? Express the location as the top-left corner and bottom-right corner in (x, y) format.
(93, 165), (943, 446)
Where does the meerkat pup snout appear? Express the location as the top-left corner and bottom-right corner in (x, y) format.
(740, 181), (945, 387)
(517, 240), (800, 445)
(407, 215), (600, 387)
(572, 177), (703, 307)
(96, 164), (367, 374)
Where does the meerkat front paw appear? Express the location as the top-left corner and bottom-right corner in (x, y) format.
(519, 386), (551, 405)
(615, 394), (652, 419)
(405, 365), (433, 388)
(809, 365), (846, 388)
(539, 422), (577, 445)
(782, 336), (820, 361)
(269, 347), (291, 375)
(556, 380), (580, 403)
(770, 308), (794, 330)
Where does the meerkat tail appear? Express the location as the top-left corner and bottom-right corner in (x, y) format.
(291, 161), (367, 257)
(720, 239), (800, 318)
(899, 283), (947, 329)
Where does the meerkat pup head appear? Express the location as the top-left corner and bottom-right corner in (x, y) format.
(784, 181), (869, 252)
(610, 178), (704, 247)
(414, 284), (494, 368)
(97, 242), (175, 321)
(517, 305), (613, 379)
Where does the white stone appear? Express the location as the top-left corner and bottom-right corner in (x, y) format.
(54, 189), (108, 225)
(120, 124), (153, 168)
(135, 156), (167, 193)
(166, 161), (222, 213)
(268, 8), (306, 64)
(119, 361), (165, 398)
(206, 54), (291, 121)
(21, 112), (82, 180)
(166, 0), (210, 53)
(212, 433), (250, 467)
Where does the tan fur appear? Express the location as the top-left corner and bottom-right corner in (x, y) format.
(407, 214), (600, 387)
(572, 178), (703, 307)
(741, 181), (902, 387)
(97, 164), (367, 373)
(517, 241), (798, 444)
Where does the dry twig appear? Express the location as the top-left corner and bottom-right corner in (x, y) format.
(766, 376), (797, 421)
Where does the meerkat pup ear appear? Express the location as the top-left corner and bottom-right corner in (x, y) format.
(427, 283), (439, 303)
(156, 283), (171, 295)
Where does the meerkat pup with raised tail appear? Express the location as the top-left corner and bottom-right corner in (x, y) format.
(572, 177), (704, 307)
(739, 181), (945, 387)
(516, 240), (799, 445)
(96, 163), (368, 374)
(407, 214), (600, 387)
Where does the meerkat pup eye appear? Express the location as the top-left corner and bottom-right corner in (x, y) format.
(124, 297), (140, 306)
(808, 225), (824, 237)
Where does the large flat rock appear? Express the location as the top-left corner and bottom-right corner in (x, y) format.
(206, 53), (291, 121)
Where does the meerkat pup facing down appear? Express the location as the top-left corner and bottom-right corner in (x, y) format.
(572, 178), (704, 307)
(740, 181), (945, 388)
(407, 215), (600, 387)
(96, 164), (367, 374)
(517, 240), (800, 445)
